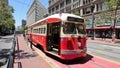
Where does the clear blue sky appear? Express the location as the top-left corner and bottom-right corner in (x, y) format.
(9, 0), (48, 28)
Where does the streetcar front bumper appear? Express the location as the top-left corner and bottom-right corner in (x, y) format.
(60, 48), (87, 60)
(61, 48), (87, 55)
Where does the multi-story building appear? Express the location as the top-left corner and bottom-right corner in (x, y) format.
(48, 0), (120, 20)
(48, 0), (107, 17)
(48, 0), (120, 39)
(48, 0), (120, 28)
(27, 0), (48, 26)
(21, 19), (26, 27)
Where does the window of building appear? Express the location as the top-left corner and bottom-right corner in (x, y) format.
(73, 2), (80, 9)
(60, 1), (64, 8)
(73, 0), (77, 2)
(96, 3), (103, 11)
(83, 0), (93, 4)
(52, 7), (55, 12)
(49, 0), (51, 5)
(60, 9), (64, 13)
(49, 9), (51, 14)
(66, 6), (71, 11)
(83, 7), (91, 14)
(56, 5), (59, 11)
(66, 0), (71, 5)
(102, 3), (107, 10)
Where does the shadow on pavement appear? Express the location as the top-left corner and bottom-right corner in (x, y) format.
(15, 49), (38, 59)
(0, 37), (13, 43)
(46, 53), (93, 65)
(0, 49), (11, 67)
(65, 54), (93, 65)
(115, 40), (120, 44)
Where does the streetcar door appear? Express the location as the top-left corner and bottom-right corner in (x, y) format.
(47, 23), (60, 55)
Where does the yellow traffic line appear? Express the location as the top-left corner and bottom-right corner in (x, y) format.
(35, 49), (58, 68)
(96, 50), (103, 53)
(91, 54), (120, 65)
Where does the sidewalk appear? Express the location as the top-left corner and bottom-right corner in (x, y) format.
(14, 34), (52, 68)
(87, 37), (120, 46)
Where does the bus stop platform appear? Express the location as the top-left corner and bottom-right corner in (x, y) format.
(14, 35), (52, 68)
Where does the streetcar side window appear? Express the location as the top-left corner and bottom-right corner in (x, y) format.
(43, 28), (46, 34)
(38, 27), (46, 34)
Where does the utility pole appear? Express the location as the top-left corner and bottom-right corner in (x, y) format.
(90, 3), (95, 40)
(91, 14), (95, 40)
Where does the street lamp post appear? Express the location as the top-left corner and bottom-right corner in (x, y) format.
(91, 3), (95, 40)
(91, 14), (95, 40)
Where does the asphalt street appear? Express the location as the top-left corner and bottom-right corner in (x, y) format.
(0, 35), (14, 68)
(87, 41), (120, 64)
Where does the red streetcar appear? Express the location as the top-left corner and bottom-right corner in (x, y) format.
(26, 13), (87, 60)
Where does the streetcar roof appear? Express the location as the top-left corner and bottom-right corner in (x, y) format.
(29, 13), (83, 28)
(47, 13), (83, 21)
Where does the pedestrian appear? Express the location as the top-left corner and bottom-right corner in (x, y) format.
(29, 35), (34, 51)
(112, 32), (115, 41)
(102, 32), (106, 40)
(23, 32), (25, 37)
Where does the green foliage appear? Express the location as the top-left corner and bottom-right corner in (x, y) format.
(99, 0), (120, 25)
(104, 0), (120, 40)
(72, 9), (79, 15)
(0, 0), (15, 33)
(105, 0), (120, 12)
(98, 11), (113, 25)
(20, 26), (28, 32)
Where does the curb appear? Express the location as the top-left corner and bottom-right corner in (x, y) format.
(87, 39), (120, 47)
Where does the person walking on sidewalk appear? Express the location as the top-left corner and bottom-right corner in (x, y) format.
(29, 34), (34, 51)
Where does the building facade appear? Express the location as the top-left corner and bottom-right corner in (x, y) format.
(48, 0), (120, 39)
(48, 0), (108, 17)
(27, 0), (48, 26)
(48, 0), (120, 21)
(21, 19), (26, 27)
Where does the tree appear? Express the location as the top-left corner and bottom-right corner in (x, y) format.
(72, 9), (80, 15)
(105, 0), (120, 41)
(98, 11), (113, 25)
(20, 26), (28, 32)
(0, 0), (15, 34)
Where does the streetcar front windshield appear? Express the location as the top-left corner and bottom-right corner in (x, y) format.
(63, 23), (86, 34)
(76, 24), (86, 34)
